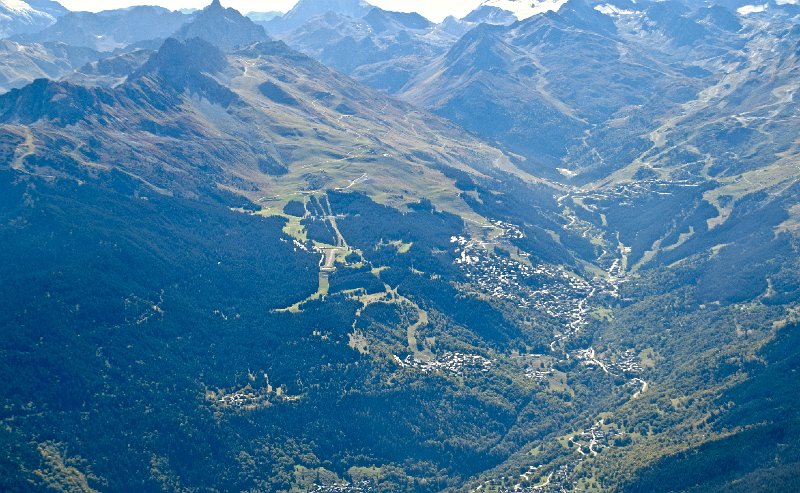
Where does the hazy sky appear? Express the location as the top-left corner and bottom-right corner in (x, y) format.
(56, 0), (485, 21)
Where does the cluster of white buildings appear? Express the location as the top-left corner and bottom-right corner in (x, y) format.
(490, 219), (526, 239)
(609, 348), (644, 374)
(524, 367), (554, 382)
(396, 351), (492, 375)
(573, 347), (644, 376)
(451, 231), (597, 325)
(216, 388), (267, 408)
(573, 423), (621, 455)
(215, 382), (302, 410)
(577, 178), (698, 206)
(309, 480), (374, 492)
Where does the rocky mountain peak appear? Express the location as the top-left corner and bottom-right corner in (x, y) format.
(173, 0), (270, 51)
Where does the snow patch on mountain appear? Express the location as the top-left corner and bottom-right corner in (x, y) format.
(480, 0), (570, 20)
(737, 3), (768, 14)
(2, 0), (38, 14)
(0, 0), (58, 37)
(594, 3), (637, 16)
(0, 0), (49, 19)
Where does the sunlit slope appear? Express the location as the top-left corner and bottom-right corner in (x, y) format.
(0, 38), (533, 226)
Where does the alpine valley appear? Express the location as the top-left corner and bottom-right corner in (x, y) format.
(0, 0), (798, 492)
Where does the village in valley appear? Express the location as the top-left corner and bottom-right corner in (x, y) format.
(227, 201), (652, 492)
(448, 218), (654, 493)
(449, 218), (620, 346)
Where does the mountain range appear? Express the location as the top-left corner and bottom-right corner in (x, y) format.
(0, 0), (798, 492)
(15, 5), (191, 51)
